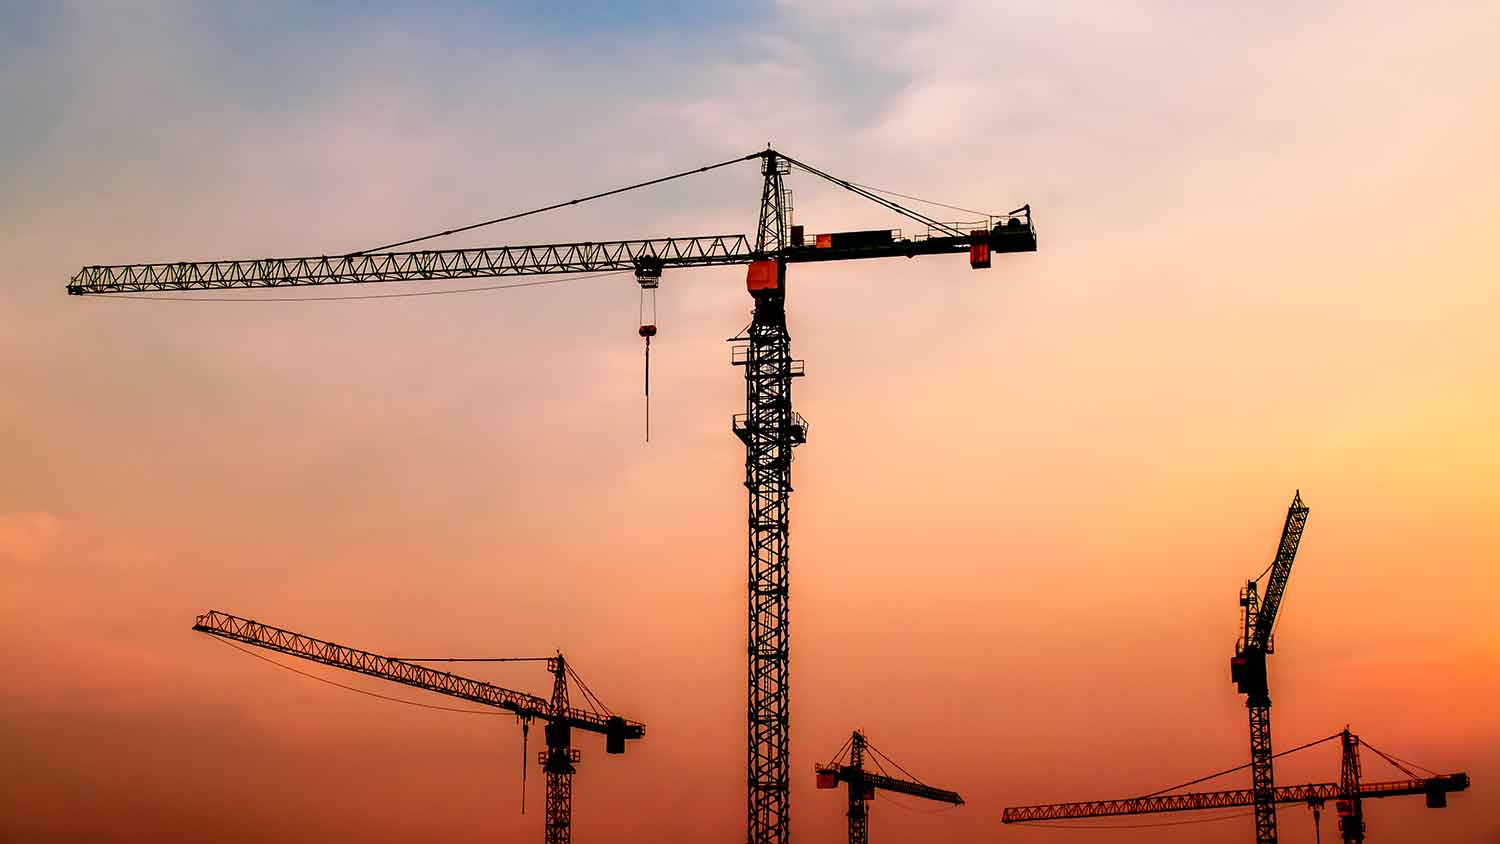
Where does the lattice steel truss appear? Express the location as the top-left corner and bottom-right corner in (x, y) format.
(1338, 729), (1366, 844)
(846, 733), (868, 844)
(1001, 772), (1469, 823)
(1249, 704), (1278, 843)
(542, 657), (581, 844)
(732, 149), (804, 844)
(1232, 492), (1311, 844)
(67, 236), (754, 293)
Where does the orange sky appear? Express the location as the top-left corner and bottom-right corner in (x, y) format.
(3, 2), (1498, 842)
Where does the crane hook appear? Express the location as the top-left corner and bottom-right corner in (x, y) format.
(639, 324), (656, 442)
(520, 717), (530, 815)
(635, 258), (663, 443)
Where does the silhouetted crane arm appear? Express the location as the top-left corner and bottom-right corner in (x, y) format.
(1000, 774), (1469, 823)
(192, 610), (644, 738)
(1247, 491), (1309, 651)
(69, 236), (751, 294)
(815, 765), (962, 804)
(66, 217), (1035, 294)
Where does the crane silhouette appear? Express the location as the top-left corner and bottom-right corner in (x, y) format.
(193, 611), (643, 844)
(1232, 491), (1310, 843)
(70, 148), (1036, 844)
(815, 730), (962, 844)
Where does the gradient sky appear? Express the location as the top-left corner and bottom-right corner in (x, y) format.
(3, 2), (1498, 842)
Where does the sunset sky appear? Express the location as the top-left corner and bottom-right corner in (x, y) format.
(3, 2), (1498, 842)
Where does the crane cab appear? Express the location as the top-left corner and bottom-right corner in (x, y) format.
(747, 260), (784, 292)
(1231, 650), (1267, 696)
(969, 230), (991, 269)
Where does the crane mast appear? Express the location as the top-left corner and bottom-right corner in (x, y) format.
(192, 611), (642, 844)
(1231, 491), (1310, 844)
(71, 149), (1037, 844)
(737, 149), (800, 844)
(1338, 728), (1364, 844)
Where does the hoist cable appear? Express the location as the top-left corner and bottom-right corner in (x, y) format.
(520, 718), (530, 815)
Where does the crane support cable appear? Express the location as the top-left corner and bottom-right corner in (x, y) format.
(564, 663), (614, 718)
(843, 180), (991, 218)
(780, 152), (962, 235)
(864, 738), (931, 787)
(776, 153), (969, 238)
(1136, 732), (1342, 798)
(1360, 740), (1437, 779)
(1011, 810), (1257, 831)
(824, 733), (856, 767)
(352, 152), (764, 255)
(211, 636), (501, 715)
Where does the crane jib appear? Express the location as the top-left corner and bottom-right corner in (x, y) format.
(1248, 493), (1310, 652)
(1001, 773), (1470, 823)
(66, 222), (1036, 294)
(191, 610), (644, 739)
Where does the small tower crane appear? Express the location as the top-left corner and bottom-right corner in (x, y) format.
(70, 147), (1037, 844)
(1000, 728), (1469, 841)
(814, 730), (963, 844)
(192, 610), (644, 844)
(1230, 490), (1310, 844)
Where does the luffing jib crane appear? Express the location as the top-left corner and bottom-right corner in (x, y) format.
(1231, 491), (1310, 844)
(1001, 727), (1468, 842)
(815, 730), (963, 844)
(192, 610), (644, 844)
(72, 148), (1037, 844)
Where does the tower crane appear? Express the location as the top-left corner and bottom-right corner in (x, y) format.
(1000, 728), (1468, 842)
(1231, 490), (1310, 843)
(814, 730), (963, 844)
(192, 610), (644, 844)
(69, 147), (1037, 844)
